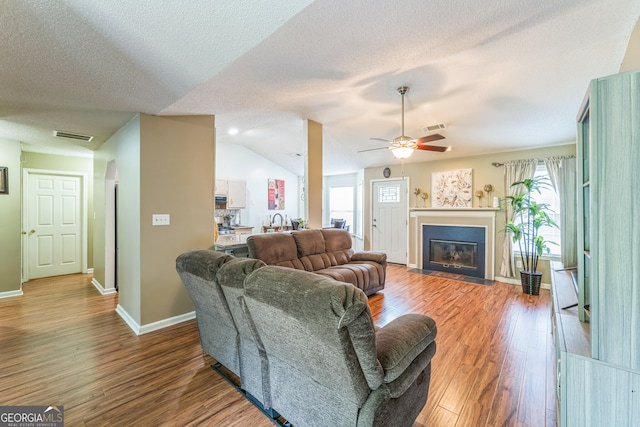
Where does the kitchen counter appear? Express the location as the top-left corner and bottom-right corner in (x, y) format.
(211, 230), (292, 254)
(211, 233), (250, 257)
(212, 233), (249, 247)
(232, 225), (254, 235)
(261, 225), (293, 233)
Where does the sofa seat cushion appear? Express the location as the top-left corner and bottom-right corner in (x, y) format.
(315, 263), (382, 293)
(348, 260), (385, 286)
(274, 258), (306, 270)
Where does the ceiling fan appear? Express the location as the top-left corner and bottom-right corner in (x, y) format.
(359, 86), (451, 158)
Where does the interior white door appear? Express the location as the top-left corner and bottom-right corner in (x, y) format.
(372, 179), (408, 264)
(27, 173), (82, 279)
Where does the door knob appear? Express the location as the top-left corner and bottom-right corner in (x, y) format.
(29, 230), (36, 234)
(21, 231), (26, 235)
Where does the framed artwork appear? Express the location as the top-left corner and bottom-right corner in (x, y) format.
(268, 179), (285, 210)
(0, 167), (7, 194)
(431, 168), (472, 208)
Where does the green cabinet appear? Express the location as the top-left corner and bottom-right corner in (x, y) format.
(554, 69), (640, 426)
(578, 69), (640, 367)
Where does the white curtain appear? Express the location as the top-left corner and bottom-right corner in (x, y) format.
(545, 156), (577, 268)
(499, 159), (538, 277)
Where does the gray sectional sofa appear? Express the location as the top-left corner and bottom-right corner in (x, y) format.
(246, 228), (386, 296)
(176, 249), (437, 427)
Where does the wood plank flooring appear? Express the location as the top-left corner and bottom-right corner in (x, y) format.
(0, 265), (555, 426)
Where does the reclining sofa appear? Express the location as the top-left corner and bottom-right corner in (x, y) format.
(176, 250), (437, 427)
(246, 228), (386, 296)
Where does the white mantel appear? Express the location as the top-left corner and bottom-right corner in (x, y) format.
(409, 208), (499, 279)
(409, 207), (500, 213)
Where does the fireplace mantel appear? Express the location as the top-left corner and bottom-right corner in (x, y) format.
(408, 208), (499, 279)
(409, 207), (500, 213)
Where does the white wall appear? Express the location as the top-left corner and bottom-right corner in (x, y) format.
(216, 141), (300, 230)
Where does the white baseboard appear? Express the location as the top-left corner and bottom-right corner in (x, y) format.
(495, 276), (551, 290)
(139, 311), (196, 335)
(115, 304), (195, 336)
(91, 278), (117, 295)
(0, 289), (23, 299)
(495, 276), (521, 285)
(115, 304), (141, 334)
(86, 268), (94, 274)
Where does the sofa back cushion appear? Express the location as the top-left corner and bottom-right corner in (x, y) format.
(242, 266), (384, 404)
(248, 229), (359, 273)
(321, 229), (354, 265)
(291, 230), (330, 271)
(246, 232), (305, 270)
(292, 228), (355, 271)
(292, 229), (325, 256)
(176, 249), (233, 281)
(175, 250), (238, 371)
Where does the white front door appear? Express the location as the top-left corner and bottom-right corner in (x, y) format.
(26, 172), (83, 279)
(372, 178), (408, 264)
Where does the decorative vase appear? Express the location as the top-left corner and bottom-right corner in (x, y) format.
(520, 270), (542, 295)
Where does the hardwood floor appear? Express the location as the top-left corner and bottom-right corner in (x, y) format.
(0, 265), (555, 426)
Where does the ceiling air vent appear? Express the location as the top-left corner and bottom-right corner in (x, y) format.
(422, 123), (446, 132)
(53, 130), (94, 142)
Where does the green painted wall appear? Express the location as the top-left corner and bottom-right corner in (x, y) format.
(0, 139), (22, 294)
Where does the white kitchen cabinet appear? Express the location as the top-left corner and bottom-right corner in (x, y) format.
(227, 179), (246, 208)
(215, 179), (229, 196)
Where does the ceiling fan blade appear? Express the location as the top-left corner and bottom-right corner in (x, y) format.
(357, 146), (390, 153)
(415, 133), (445, 144)
(416, 144), (450, 152)
(370, 137), (391, 142)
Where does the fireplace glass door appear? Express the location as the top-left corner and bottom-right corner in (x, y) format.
(422, 225), (486, 278)
(430, 239), (478, 270)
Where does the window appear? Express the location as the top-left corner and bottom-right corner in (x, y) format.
(329, 186), (354, 230)
(515, 165), (562, 257)
(356, 182), (363, 237)
(378, 185), (400, 203)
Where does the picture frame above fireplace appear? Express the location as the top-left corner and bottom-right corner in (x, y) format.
(432, 168), (472, 208)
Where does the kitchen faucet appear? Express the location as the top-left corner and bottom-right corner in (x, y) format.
(271, 213), (283, 226)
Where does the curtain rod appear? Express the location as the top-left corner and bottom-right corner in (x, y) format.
(492, 155), (575, 167)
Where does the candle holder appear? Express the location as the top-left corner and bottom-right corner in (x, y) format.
(421, 192), (428, 207)
(475, 190), (484, 207)
(413, 188), (421, 207)
(483, 184), (493, 204)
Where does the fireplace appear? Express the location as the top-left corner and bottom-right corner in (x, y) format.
(422, 225), (486, 278)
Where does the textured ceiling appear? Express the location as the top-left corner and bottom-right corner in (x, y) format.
(1, 0), (638, 174)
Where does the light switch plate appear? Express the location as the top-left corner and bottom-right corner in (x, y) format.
(152, 214), (170, 226)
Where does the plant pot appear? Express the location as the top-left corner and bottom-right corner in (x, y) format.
(520, 270), (542, 295)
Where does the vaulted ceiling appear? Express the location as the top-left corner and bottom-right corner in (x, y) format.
(1, 1), (638, 175)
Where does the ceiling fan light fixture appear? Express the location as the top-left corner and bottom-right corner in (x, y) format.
(391, 146), (414, 159)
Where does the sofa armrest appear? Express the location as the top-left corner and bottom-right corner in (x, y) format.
(375, 314), (437, 383)
(351, 251), (387, 264)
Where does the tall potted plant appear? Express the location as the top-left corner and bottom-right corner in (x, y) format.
(504, 176), (558, 295)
